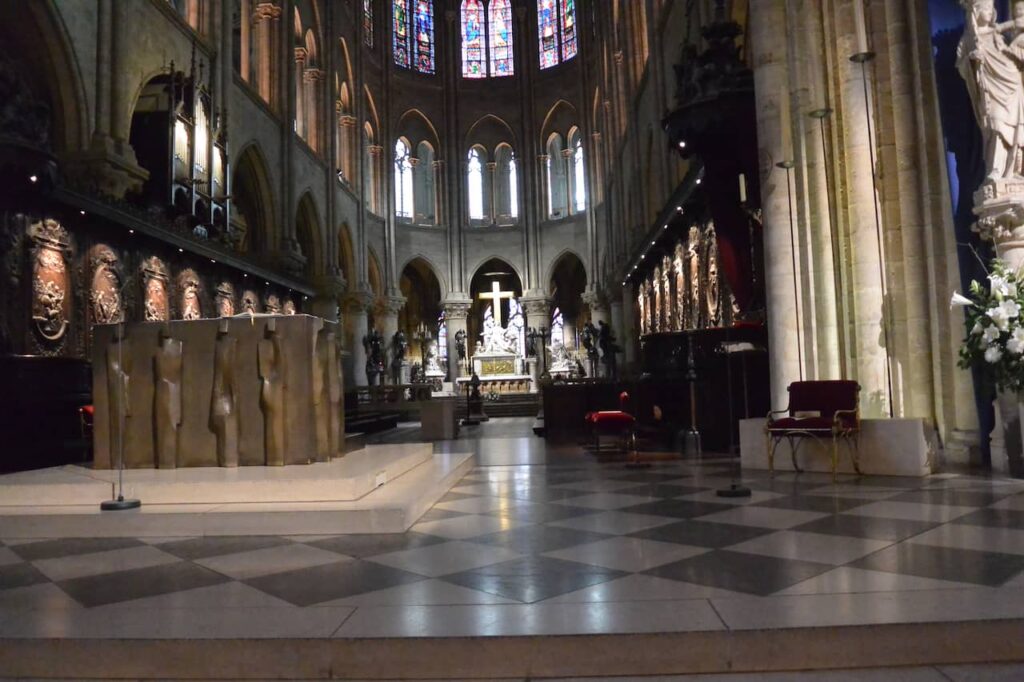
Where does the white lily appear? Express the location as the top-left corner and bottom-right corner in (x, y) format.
(985, 346), (1003, 363)
(1009, 327), (1024, 355)
(984, 325), (1002, 343)
(950, 292), (974, 308)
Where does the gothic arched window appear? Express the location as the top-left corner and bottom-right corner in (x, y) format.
(415, 141), (435, 223)
(494, 144), (518, 222)
(538, 0), (576, 69)
(570, 128), (586, 213)
(461, 0), (514, 78)
(395, 138), (414, 218)
(461, 1), (486, 78)
(489, 0), (514, 77)
(546, 133), (566, 218)
(392, 0), (409, 68)
(394, 1), (435, 73)
(413, 0), (435, 73)
(467, 147), (485, 220)
(364, 0), (374, 47)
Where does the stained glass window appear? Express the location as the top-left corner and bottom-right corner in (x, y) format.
(572, 132), (586, 212)
(413, 0), (434, 73)
(489, 0), (514, 77)
(551, 307), (564, 347)
(561, 0), (577, 61)
(509, 154), (519, 218)
(462, 1), (486, 78)
(364, 0), (373, 47)
(393, 0), (409, 68)
(437, 311), (448, 360)
(395, 139), (414, 218)
(468, 148), (484, 219)
(508, 297), (525, 357)
(537, 0), (576, 69)
(538, 0), (559, 69)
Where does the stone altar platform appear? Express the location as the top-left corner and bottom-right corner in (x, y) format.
(0, 444), (474, 537)
(740, 417), (935, 477)
(93, 315), (344, 469)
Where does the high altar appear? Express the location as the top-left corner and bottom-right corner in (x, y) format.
(459, 281), (532, 392)
(92, 315), (344, 469)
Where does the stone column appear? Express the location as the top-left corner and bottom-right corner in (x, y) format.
(537, 154), (551, 219)
(621, 282), (637, 372)
(561, 148), (574, 217)
(254, 3), (280, 106)
(432, 160), (445, 225)
(343, 291), (373, 387)
(610, 297), (626, 373)
(339, 114), (356, 181)
(303, 67), (324, 153)
(294, 48), (307, 139)
(311, 274), (345, 322)
(368, 144), (384, 214)
(487, 161), (498, 225)
(444, 300), (471, 382)
(523, 296), (551, 375)
(750, 0), (801, 411)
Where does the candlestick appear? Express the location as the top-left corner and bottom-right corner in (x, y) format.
(853, 0), (869, 55)
(739, 173), (747, 204)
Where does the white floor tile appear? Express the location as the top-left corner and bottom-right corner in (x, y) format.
(550, 492), (660, 510)
(778, 566), (985, 596)
(368, 540), (521, 577)
(31, 545), (180, 582)
(101, 580), (295, 609)
(550, 479), (650, 493)
(434, 495), (516, 514)
(695, 506), (829, 529)
(846, 501), (978, 523)
(318, 578), (519, 606)
(333, 599), (725, 637)
(410, 513), (530, 539)
(540, 573), (750, 603)
(727, 531), (892, 565)
(676, 489), (787, 505)
(0, 582), (83, 611)
(991, 493), (1024, 511)
(0, 547), (22, 567)
(907, 523), (1024, 555)
(194, 543), (349, 580)
(547, 510), (678, 534)
(543, 536), (708, 572)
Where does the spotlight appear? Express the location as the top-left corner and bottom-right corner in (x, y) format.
(79, 211), (86, 216)
(678, 141), (686, 149)
(178, 248), (184, 253)
(128, 229), (134, 235)
(210, 259), (216, 264)
(28, 175), (37, 183)
(696, 179), (702, 185)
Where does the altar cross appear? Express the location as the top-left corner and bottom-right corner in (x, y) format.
(479, 281), (515, 326)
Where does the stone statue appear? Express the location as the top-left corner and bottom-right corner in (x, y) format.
(313, 323), (330, 462)
(259, 318), (285, 465)
(548, 338), (573, 373)
(638, 286), (648, 336)
(363, 328), (385, 386)
(688, 226), (702, 329)
(580, 321), (599, 377)
(525, 328), (537, 357)
(705, 235), (721, 326)
(210, 318), (238, 467)
(265, 294), (282, 314)
(958, 0), (1024, 179)
(455, 328), (467, 360)
(652, 266), (662, 333)
(426, 338), (443, 374)
(598, 320), (621, 381)
(180, 273), (201, 321)
(90, 247), (123, 325)
(106, 325), (132, 467)
(154, 327), (183, 469)
(480, 306), (515, 354)
(674, 244), (688, 330)
(327, 332), (343, 458)
(390, 330), (408, 384)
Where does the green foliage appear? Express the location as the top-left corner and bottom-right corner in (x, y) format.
(957, 260), (1024, 393)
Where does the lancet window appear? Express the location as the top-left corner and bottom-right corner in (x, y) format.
(461, 0), (515, 78)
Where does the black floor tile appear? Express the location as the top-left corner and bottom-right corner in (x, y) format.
(951, 507), (1024, 530)
(890, 489), (1011, 508)
(156, 536), (293, 560)
(629, 519), (775, 548)
(415, 507), (471, 522)
(617, 484), (712, 498)
(754, 495), (875, 514)
(10, 537), (144, 562)
(470, 524), (613, 553)
(619, 499), (735, 519)
(246, 559), (425, 606)
(849, 543), (1024, 587)
(486, 503), (600, 524)
(505, 486), (595, 503)
(438, 490), (480, 502)
(605, 472), (694, 484)
(57, 561), (229, 607)
(791, 514), (936, 542)
(0, 562), (49, 591)
(308, 532), (446, 558)
(440, 555), (625, 603)
(643, 550), (833, 596)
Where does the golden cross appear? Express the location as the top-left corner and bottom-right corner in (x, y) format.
(478, 280), (515, 326)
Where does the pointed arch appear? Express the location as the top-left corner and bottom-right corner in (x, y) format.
(295, 191), (323, 278)
(396, 108), (441, 151)
(398, 254), (449, 295)
(337, 222), (356, 286)
(465, 114), (517, 152)
(367, 246), (384, 298)
(467, 255), (525, 293)
(232, 142), (277, 254)
(539, 99), (579, 146)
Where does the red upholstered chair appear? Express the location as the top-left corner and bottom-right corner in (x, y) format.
(765, 381), (861, 481)
(587, 410), (637, 454)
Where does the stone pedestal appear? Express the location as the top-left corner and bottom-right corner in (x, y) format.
(93, 315), (344, 469)
(527, 357), (539, 393)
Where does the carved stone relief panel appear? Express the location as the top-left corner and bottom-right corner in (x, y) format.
(28, 219), (71, 346)
(141, 256), (170, 321)
(637, 284), (647, 336)
(215, 281), (235, 317)
(674, 243), (687, 332)
(661, 255), (674, 331)
(687, 225), (701, 330)
(283, 298), (297, 315)
(89, 245), (123, 326)
(652, 266), (662, 334)
(704, 225), (722, 327)
(241, 289), (259, 313)
(178, 269), (202, 320)
(264, 293), (282, 314)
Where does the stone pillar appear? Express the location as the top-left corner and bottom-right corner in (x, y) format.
(343, 291), (373, 387)
(561, 148), (574, 217)
(610, 297), (626, 374)
(254, 3), (280, 107)
(368, 144), (384, 214)
(303, 67), (324, 153)
(311, 275), (345, 322)
(294, 48), (307, 139)
(537, 154), (551, 219)
(339, 114), (356, 181)
(522, 296), (551, 375)
(432, 160), (445, 225)
(487, 161), (498, 224)
(444, 300), (471, 382)
(750, 0), (801, 411)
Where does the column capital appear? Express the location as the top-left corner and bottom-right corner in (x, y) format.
(294, 47), (308, 64)
(520, 295), (551, 317)
(486, 161), (498, 171)
(581, 290), (608, 313)
(537, 154), (550, 162)
(561, 148), (574, 159)
(341, 289), (375, 314)
(443, 299), (473, 320)
(409, 156), (421, 167)
(368, 144), (384, 156)
(303, 67), (324, 83)
(338, 113), (357, 127)
(432, 159), (445, 170)
(254, 2), (282, 21)
(376, 295), (406, 317)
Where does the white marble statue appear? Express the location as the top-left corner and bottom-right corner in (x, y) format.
(479, 306), (516, 354)
(548, 338), (573, 373)
(958, 0), (1024, 179)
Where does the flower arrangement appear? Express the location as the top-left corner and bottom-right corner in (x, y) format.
(954, 259), (1024, 392)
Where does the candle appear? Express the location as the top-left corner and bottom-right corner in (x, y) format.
(853, 0), (869, 55)
(780, 85), (793, 160)
(739, 173), (747, 203)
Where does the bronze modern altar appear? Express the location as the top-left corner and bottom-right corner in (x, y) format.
(92, 315), (344, 469)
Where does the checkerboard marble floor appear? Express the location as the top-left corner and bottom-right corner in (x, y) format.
(2, 420), (1024, 640)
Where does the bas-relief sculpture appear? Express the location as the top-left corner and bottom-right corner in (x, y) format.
(90, 246), (123, 325)
(142, 257), (169, 322)
(211, 318), (238, 467)
(92, 316), (340, 469)
(688, 225), (702, 329)
(179, 270), (202, 321)
(265, 293), (282, 314)
(154, 327), (183, 468)
(705, 227), (722, 326)
(28, 219), (70, 344)
(241, 290), (259, 314)
(674, 244), (687, 330)
(216, 282), (235, 318)
(283, 299), (297, 315)
(259, 318), (286, 466)
(652, 266), (662, 333)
